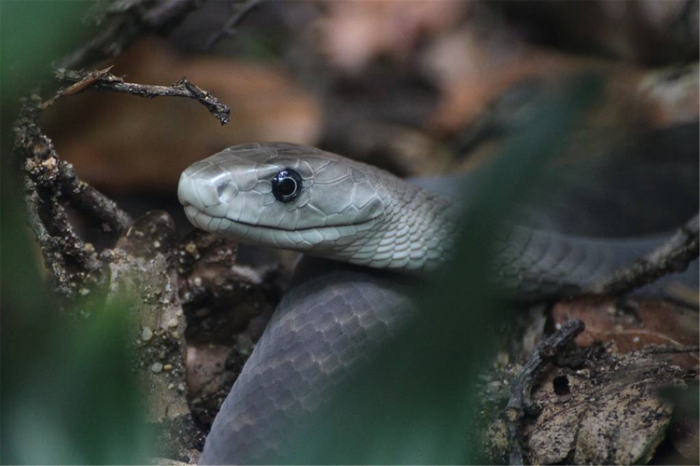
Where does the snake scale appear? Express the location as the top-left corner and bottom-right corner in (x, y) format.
(178, 142), (697, 464)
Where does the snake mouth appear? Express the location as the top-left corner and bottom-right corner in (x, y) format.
(183, 205), (379, 249)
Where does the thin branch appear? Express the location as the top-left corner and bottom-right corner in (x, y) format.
(48, 192), (101, 273)
(637, 344), (699, 356)
(204, 0), (262, 51)
(17, 60), (232, 298)
(47, 69), (230, 125)
(24, 186), (72, 295)
(19, 114), (133, 235)
(587, 214), (699, 296)
(56, 159), (133, 234)
(507, 319), (585, 416)
(15, 63), (230, 301)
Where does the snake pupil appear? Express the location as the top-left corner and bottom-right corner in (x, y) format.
(272, 169), (302, 202)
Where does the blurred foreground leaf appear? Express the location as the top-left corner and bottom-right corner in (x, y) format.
(1, 1), (90, 109)
(1, 2), (150, 464)
(276, 76), (603, 464)
(1, 158), (151, 465)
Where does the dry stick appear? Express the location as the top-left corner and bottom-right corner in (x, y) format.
(17, 113), (128, 297)
(19, 111), (133, 235)
(24, 186), (73, 295)
(587, 213), (699, 296)
(506, 319), (586, 465)
(19, 65), (229, 299)
(56, 158), (133, 234)
(204, 0), (262, 51)
(48, 68), (230, 125)
(22, 113), (132, 234)
(48, 193), (101, 273)
(637, 344), (699, 356)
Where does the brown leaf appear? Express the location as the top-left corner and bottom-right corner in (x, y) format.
(553, 296), (699, 370)
(40, 66), (116, 109)
(527, 352), (686, 464)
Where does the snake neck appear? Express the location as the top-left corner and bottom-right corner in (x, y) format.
(328, 177), (457, 273)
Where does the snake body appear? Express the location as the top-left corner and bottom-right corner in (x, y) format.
(178, 142), (697, 464)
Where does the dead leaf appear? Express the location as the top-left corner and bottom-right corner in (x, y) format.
(553, 296), (699, 370)
(40, 66), (116, 109)
(527, 352), (688, 464)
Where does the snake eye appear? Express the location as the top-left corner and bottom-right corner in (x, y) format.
(272, 169), (302, 203)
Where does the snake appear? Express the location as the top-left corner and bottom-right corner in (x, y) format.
(178, 141), (698, 464)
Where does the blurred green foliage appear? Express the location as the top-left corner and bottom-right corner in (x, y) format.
(1, 2), (149, 464)
(277, 76), (603, 464)
(1, 1), (89, 113)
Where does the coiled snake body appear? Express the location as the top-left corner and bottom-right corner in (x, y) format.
(178, 142), (697, 464)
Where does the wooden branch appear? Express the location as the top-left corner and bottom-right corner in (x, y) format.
(44, 68), (230, 125)
(587, 214), (699, 296)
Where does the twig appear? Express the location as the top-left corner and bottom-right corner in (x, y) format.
(47, 69), (230, 125)
(587, 214), (699, 296)
(507, 319), (585, 415)
(17, 61), (230, 300)
(55, 158), (133, 234)
(24, 186), (73, 295)
(19, 109), (133, 234)
(506, 319), (586, 465)
(15, 105), (129, 298)
(204, 0), (262, 51)
(637, 344), (699, 356)
(48, 192), (101, 273)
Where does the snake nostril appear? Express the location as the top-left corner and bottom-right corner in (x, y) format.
(216, 181), (239, 203)
(177, 173), (194, 207)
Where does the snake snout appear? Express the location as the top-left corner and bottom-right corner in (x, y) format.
(178, 162), (234, 215)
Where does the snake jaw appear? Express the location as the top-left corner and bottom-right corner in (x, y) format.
(182, 203), (381, 257)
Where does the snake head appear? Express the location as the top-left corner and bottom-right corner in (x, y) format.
(178, 143), (386, 253)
